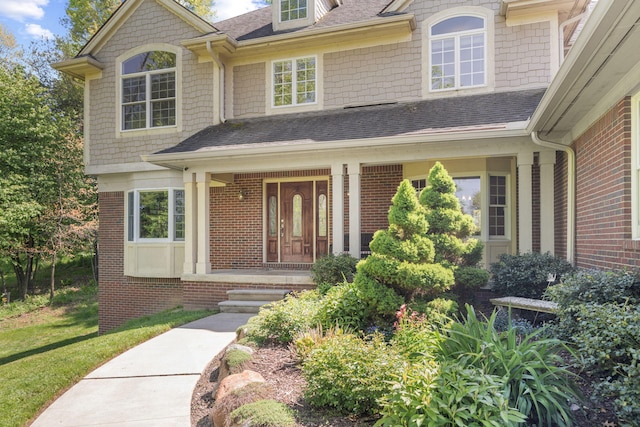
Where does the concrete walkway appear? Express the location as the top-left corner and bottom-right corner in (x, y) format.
(31, 312), (254, 427)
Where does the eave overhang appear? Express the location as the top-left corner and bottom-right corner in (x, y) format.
(182, 13), (416, 61)
(51, 56), (104, 80)
(528, 0), (640, 143)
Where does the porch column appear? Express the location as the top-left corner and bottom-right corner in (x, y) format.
(183, 172), (197, 275)
(331, 163), (345, 254)
(348, 162), (361, 259)
(195, 171), (211, 274)
(517, 152), (534, 253)
(539, 150), (556, 254)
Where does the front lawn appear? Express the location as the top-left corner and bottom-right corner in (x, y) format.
(0, 286), (211, 427)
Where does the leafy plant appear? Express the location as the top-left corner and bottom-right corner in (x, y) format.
(377, 360), (527, 427)
(491, 252), (574, 298)
(546, 269), (640, 426)
(290, 324), (345, 362)
(390, 304), (444, 359)
(316, 277), (404, 330)
(302, 332), (403, 416)
(310, 253), (358, 294)
(230, 399), (296, 427)
(242, 290), (322, 345)
(438, 305), (581, 426)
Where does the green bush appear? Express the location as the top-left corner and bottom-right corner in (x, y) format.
(230, 399), (296, 427)
(490, 252), (574, 298)
(377, 360), (526, 427)
(310, 253), (358, 294)
(302, 332), (403, 416)
(454, 266), (489, 290)
(546, 269), (640, 426)
(242, 290), (322, 345)
(316, 278), (404, 330)
(438, 305), (580, 426)
(390, 304), (444, 359)
(564, 303), (640, 426)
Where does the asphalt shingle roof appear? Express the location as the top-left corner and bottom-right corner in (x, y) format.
(157, 89), (546, 155)
(214, 0), (395, 41)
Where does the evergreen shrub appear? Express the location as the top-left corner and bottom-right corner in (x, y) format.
(490, 252), (574, 298)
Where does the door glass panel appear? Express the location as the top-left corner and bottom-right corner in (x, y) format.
(293, 194), (302, 237)
(318, 194), (327, 237)
(269, 196), (278, 237)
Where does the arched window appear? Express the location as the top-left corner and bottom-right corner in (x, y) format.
(430, 15), (486, 91)
(121, 51), (176, 130)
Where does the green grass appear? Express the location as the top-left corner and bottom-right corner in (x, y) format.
(0, 286), (213, 427)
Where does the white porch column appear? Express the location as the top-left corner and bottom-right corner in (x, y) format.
(195, 171), (211, 274)
(348, 162), (361, 259)
(183, 172), (197, 275)
(518, 152), (534, 253)
(539, 150), (557, 254)
(331, 163), (345, 254)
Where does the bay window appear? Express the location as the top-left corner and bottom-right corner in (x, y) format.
(127, 189), (184, 242)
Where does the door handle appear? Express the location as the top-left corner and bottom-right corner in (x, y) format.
(280, 219), (285, 237)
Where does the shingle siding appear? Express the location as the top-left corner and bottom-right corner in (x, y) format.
(88, 0), (214, 167)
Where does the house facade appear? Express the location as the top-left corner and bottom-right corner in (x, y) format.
(54, 0), (640, 332)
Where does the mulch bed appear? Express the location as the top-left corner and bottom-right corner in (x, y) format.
(191, 344), (620, 427)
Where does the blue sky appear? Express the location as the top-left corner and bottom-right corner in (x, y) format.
(0, 0), (267, 48)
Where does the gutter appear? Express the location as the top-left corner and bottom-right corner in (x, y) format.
(531, 131), (575, 265)
(206, 40), (226, 124)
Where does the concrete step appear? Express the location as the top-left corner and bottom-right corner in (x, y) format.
(218, 300), (276, 314)
(219, 289), (292, 313)
(226, 289), (291, 302)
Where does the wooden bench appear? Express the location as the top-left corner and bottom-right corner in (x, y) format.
(490, 296), (558, 314)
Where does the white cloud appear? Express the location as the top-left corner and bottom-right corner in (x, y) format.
(213, 0), (267, 22)
(0, 0), (48, 22)
(25, 23), (54, 40)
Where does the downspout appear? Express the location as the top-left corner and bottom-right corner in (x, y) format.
(531, 131), (575, 265)
(206, 40), (226, 124)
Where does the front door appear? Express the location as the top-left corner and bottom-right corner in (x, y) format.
(266, 181), (328, 263)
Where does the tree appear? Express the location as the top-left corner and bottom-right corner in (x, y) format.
(356, 180), (454, 302)
(419, 162), (488, 296)
(0, 64), (96, 299)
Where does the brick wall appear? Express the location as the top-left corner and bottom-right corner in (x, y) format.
(183, 281), (313, 310)
(210, 170), (331, 268)
(98, 191), (183, 333)
(554, 151), (568, 259)
(361, 165), (403, 233)
(573, 97), (640, 269)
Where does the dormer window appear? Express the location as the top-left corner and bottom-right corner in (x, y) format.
(281, 0), (307, 22)
(121, 51), (176, 130)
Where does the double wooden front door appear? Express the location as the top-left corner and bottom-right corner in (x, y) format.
(266, 181), (328, 263)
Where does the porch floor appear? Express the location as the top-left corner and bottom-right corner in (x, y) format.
(183, 269), (314, 286)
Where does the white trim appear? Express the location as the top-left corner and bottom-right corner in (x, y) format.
(268, 55), (321, 113)
(632, 92), (640, 239)
(115, 44), (183, 138)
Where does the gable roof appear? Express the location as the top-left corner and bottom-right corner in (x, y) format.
(78, 0), (217, 56)
(152, 89), (544, 159)
(214, 0), (396, 41)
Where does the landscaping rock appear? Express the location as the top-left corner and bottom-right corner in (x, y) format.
(218, 345), (254, 381)
(211, 370), (267, 427)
